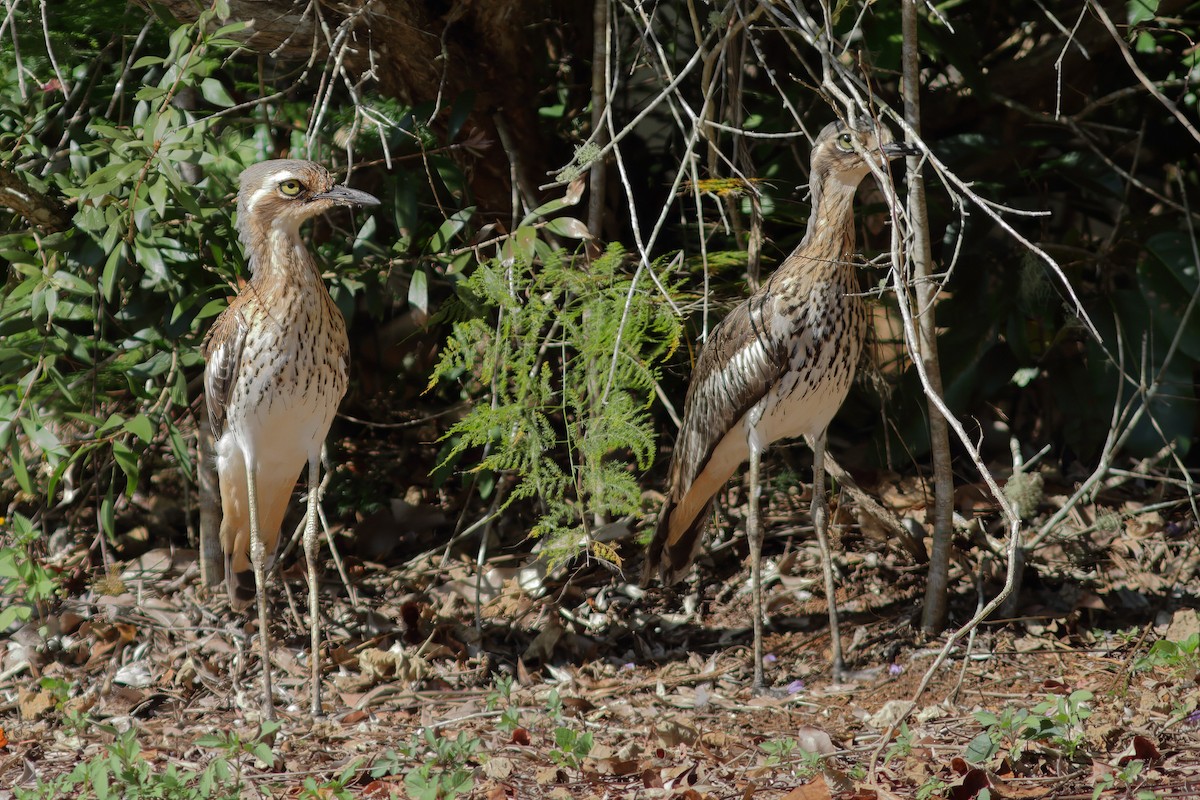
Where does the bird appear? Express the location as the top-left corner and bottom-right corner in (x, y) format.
(643, 117), (914, 689)
(202, 159), (379, 720)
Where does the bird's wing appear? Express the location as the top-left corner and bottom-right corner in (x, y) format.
(202, 303), (249, 439)
(644, 290), (790, 584)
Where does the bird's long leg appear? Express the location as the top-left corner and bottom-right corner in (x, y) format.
(811, 432), (844, 681)
(747, 439), (765, 691)
(304, 454), (323, 718)
(246, 465), (277, 722)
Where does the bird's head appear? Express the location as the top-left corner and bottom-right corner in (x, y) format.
(235, 159), (379, 255)
(812, 117), (917, 189)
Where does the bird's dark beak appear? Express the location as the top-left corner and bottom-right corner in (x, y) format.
(313, 185), (381, 207)
(881, 141), (920, 159)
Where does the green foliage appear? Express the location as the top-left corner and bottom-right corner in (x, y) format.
(13, 722), (286, 799)
(1092, 758), (1157, 800)
(1133, 633), (1200, 675)
(915, 776), (949, 800)
(884, 722), (915, 765)
(299, 761), (360, 800)
(372, 728), (481, 800)
(0, 4), (249, 538)
(1027, 690), (1093, 759)
(0, 513), (57, 628)
(431, 242), (681, 565)
(759, 737), (824, 778)
(972, 690), (1094, 764)
(1, 1), (394, 563)
(485, 674), (522, 734)
(549, 726), (594, 771)
(759, 736), (798, 765)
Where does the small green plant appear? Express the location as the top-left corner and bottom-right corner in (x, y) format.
(497, 706), (522, 735)
(14, 723), (261, 799)
(485, 674), (521, 733)
(1092, 759), (1160, 800)
(0, 514), (58, 628)
(35, 676), (93, 735)
(299, 759), (361, 799)
(377, 728), (480, 800)
(486, 673), (515, 708)
(916, 777), (949, 800)
(430, 242), (681, 567)
(1133, 633), (1200, 676)
(195, 720), (281, 768)
(760, 737), (824, 778)
(760, 737), (797, 765)
(973, 705), (1033, 762)
(973, 690), (1094, 764)
(545, 688), (565, 722)
(1027, 690), (1092, 759)
(549, 726), (594, 771)
(884, 722), (914, 765)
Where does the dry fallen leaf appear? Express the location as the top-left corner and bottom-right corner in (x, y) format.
(483, 756), (514, 780)
(17, 687), (55, 721)
(655, 716), (699, 748)
(781, 778), (832, 800)
(1118, 734), (1162, 766)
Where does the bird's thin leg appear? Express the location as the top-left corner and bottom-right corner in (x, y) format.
(304, 454), (323, 718)
(246, 465), (277, 722)
(811, 432), (844, 681)
(747, 440), (766, 691)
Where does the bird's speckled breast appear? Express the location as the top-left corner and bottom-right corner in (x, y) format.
(230, 278), (349, 463)
(757, 265), (865, 443)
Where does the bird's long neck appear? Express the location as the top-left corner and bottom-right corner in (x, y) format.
(239, 217), (325, 292)
(793, 170), (860, 274)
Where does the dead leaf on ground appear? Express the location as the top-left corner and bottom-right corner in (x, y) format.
(655, 715), (699, 748)
(782, 778), (832, 800)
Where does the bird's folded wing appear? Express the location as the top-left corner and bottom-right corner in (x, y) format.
(669, 291), (789, 494)
(644, 291), (790, 583)
(202, 306), (249, 438)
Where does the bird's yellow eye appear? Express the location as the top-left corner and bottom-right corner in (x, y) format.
(278, 179), (304, 197)
(837, 132), (855, 150)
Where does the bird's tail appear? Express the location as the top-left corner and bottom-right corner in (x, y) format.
(642, 494), (714, 587)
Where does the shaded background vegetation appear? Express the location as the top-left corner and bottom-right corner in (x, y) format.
(1, 0), (1197, 630)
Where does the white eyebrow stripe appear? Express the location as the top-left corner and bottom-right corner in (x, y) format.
(243, 170), (299, 213)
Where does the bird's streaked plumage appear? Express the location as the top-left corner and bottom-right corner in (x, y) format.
(203, 158), (378, 718)
(643, 117), (912, 685)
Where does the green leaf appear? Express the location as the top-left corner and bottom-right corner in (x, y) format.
(123, 414), (155, 444)
(134, 86), (168, 102)
(199, 77), (235, 108)
(963, 731), (999, 764)
(1127, 0), (1160, 26)
(101, 242), (128, 303)
(427, 207), (474, 253)
(9, 443), (32, 495)
(520, 188), (583, 228)
(112, 439), (140, 496)
(0, 604), (32, 629)
(408, 267), (429, 315)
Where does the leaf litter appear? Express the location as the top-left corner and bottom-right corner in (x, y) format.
(1, 469), (1198, 798)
